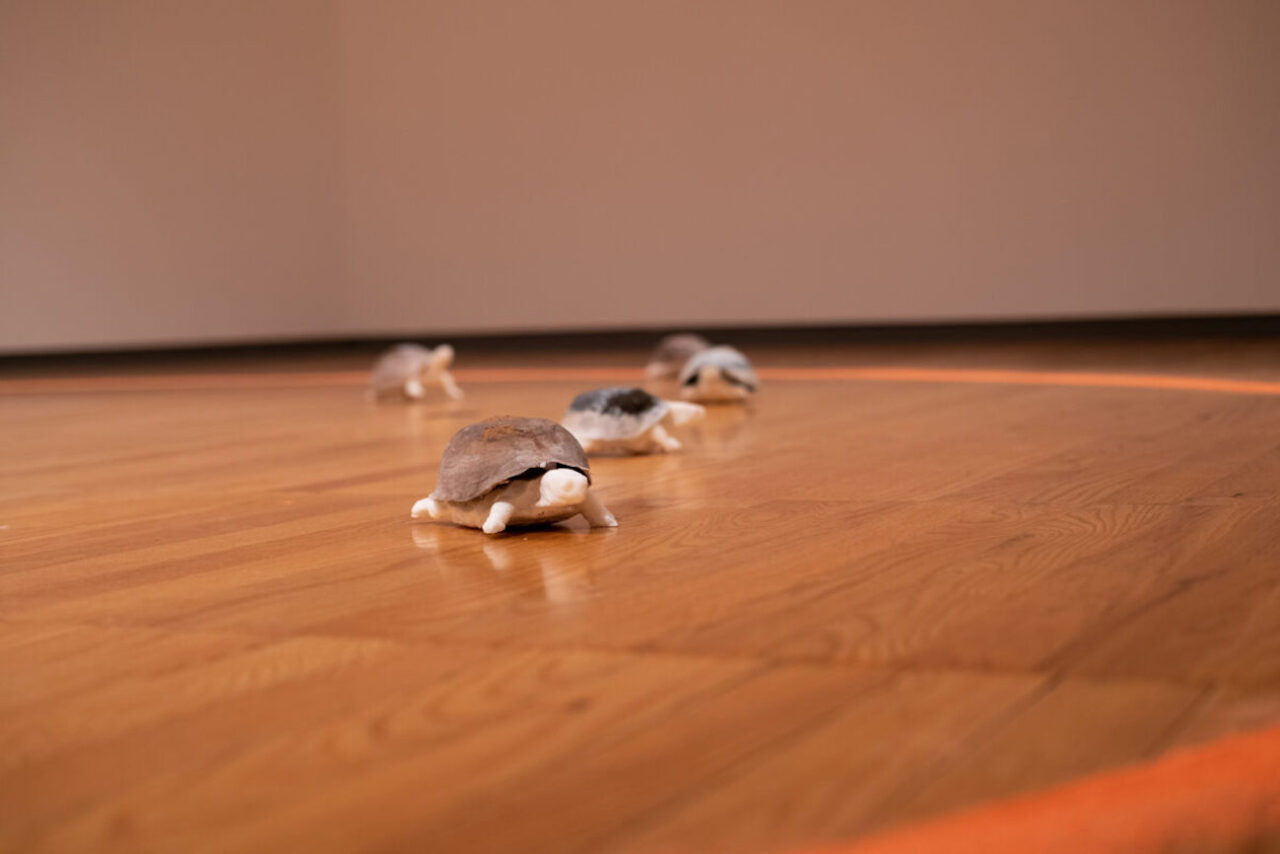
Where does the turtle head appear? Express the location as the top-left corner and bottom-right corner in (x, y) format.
(428, 344), (455, 370)
(664, 400), (705, 426)
(536, 467), (589, 507)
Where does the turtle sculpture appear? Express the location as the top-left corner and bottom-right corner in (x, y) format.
(679, 345), (758, 403)
(645, 333), (711, 379)
(369, 343), (463, 401)
(411, 416), (617, 534)
(562, 387), (705, 454)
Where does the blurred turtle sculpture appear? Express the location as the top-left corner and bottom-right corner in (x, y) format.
(369, 343), (463, 401)
(679, 345), (758, 403)
(562, 387), (705, 454)
(411, 416), (617, 534)
(645, 333), (710, 379)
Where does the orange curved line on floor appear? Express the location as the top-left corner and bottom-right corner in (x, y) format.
(1, 366), (1278, 395)
(799, 723), (1280, 854)
(760, 366), (1280, 395)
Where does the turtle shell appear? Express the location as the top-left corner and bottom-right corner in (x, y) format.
(430, 416), (591, 502)
(679, 346), (758, 391)
(370, 343), (432, 394)
(564, 387), (670, 440)
(648, 333), (710, 376)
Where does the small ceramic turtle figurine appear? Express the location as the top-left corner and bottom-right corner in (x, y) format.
(562, 387), (705, 454)
(369, 343), (463, 401)
(646, 333), (711, 379)
(679, 345), (758, 403)
(411, 416), (617, 534)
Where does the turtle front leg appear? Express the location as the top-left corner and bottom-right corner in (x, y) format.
(578, 491), (618, 528)
(403, 377), (426, 399)
(650, 424), (682, 452)
(438, 370), (464, 400)
(482, 500), (516, 534)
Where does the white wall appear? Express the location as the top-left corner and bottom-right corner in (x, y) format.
(0, 1), (344, 352)
(3, 1), (1279, 352)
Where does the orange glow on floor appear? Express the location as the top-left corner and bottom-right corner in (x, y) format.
(759, 366), (1280, 396)
(801, 724), (1280, 854)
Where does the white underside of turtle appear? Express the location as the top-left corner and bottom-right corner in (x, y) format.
(681, 367), (753, 403)
(577, 431), (678, 455)
(411, 468), (616, 534)
(563, 401), (704, 455)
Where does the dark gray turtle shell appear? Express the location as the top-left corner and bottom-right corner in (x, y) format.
(565, 387), (669, 439)
(679, 346), (758, 391)
(649, 333), (710, 372)
(430, 416), (591, 502)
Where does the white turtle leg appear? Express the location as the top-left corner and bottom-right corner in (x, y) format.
(482, 500), (516, 534)
(411, 497), (441, 519)
(650, 424), (682, 452)
(438, 370), (464, 400)
(403, 377), (426, 399)
(578, 491), (618, 528)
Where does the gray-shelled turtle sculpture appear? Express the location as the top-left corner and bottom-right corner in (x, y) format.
(679, 345), (758, 403)
(562, 387), (704, 454)
(369, 343), (463, 401)
(646, 333), (711, 379)
(411, 416), (617, 534)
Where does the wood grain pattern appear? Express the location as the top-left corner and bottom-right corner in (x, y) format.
(2, 338), (1279, 853)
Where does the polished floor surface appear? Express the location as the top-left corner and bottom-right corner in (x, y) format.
(2, 336), (1279, 853)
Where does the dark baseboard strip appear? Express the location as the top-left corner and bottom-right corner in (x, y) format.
(3, 314), (1278, 370)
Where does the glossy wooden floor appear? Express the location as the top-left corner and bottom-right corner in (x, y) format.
(3, 337), (1280, 854)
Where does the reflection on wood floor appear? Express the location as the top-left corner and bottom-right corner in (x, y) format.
(2, 337), (1279, 854)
